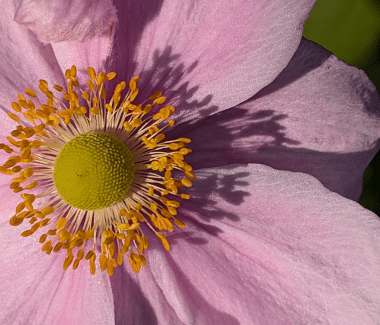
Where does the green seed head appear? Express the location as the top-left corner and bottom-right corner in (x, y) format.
(53, 131), (135, 210)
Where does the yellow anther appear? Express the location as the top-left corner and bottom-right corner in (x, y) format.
(25, 182), (37, 191)
(86, 229), (94, 239)
(130, 88), (139, 101)
(129, 76), (139, 91)
(23, 193), (35, 203)
(102, 229), (113, 238)
(25, 88), (37, 97)
(152, 112), (162, 120)
(174, 218), (186, 228)
(58, 229), (70, 242)
(150, 202), (158, 212)
(76, 106), (87, 115)
(15, 202), (25, 213)
(42, 206), (54, 216)
(117, 251), (123, 265)
(155, 232), (170, 251)
(38, 83), (49, 95)
(11, 102), (22, 112)
(131, 118), (142, 128)
(11, 167), (21, 173)
(70, 238), (85, 248)
(164, 170), (172, 180)
(148, 186), (154, 196)
(155, 134), (165, 143)
(21, 229), (35, 237)
(153, 96), (166, 105)
(106, 72), (116, 81)
(34, 211), (44, 219)
(148, 125), (160, 135)
(87, 67), (96, 80)
(53, 242), (63, 253)
(106, 104), (114, 113)
(89, 256), (96, 275)
(88, 80), (95, 91)
(48, 115), (60, 125)
(77, 249), (84, 260)
(39, 234), (48, 243)
(180, 193), (190, 199)
(90, 106), (100, 115)
(82, 91), (90, 100)
(18, 100), (31, 110)
(184, 171), (196, 180)
(56, 218), (68, 229)
(18, 94), (26, 101)
(161, 209), (172, 219)
(72, 259), (80, 270)
(99, 254), (107, 271)
(151, 161), (160, 170)
(168, 207), (177, 216)
(123, 121), (132, 132)
(63, 254), (74, 270)
(7, 112), (20, 122)
(85, 250), (95, 260)
(149, 91), (162, 100)
(143, 104), (152, 114)
(128, 223), (140, 231)
(168, 143), (185, 150)
(70, 65), (77, 78)
(96, 72), (105, 87)
(117, 223), (129, 230)
(54, 85), (64, 92)
(75, 230), (87, 239)
(42, 240), (52, 252)
(65, 69), (71, 79)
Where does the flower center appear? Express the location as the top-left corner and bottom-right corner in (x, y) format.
(1, 65), (196, 276)
(53, 131), (135, 210)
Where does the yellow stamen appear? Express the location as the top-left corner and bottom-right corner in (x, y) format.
(1, 65), (196, 276)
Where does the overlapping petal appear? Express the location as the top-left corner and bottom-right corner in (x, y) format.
(14, 0), (117, 44)
(177, 38), (380, 200)
(118, 164), (380, 324)
(99, 0), (316, 124)
(0, 0), (65, 114)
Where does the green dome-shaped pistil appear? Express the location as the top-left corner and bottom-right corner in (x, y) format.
(53, 131), (135, 210)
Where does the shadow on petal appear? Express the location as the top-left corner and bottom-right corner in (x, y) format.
(110, 265), (159, 325)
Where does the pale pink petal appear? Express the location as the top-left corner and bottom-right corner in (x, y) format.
(118, 164), (380, 324)
(176, 38), (380, 200)
(14, 0), (117, 43)
(0, 185), (115, 325)
(0, 103), (17, 151)
(0, 0), (65, 114)
(107, 0), (317, 123)
(51, 34), (114, 86)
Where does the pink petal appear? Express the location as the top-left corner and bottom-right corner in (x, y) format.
(14, 0), (117, 43)
(107, 0), (317, 123)
(177, 38), (380, 201)
(0, 185), (115, 324)
(51, 34), (114, 86)
(0, 0), (65, 113)
(121, 164), (380, 324)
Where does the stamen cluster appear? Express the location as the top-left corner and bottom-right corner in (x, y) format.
(0, 66), (195, 275)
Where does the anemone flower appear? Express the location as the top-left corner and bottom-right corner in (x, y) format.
(1, 0), (380, 324)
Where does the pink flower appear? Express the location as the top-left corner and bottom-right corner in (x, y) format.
(1, 0), (380, 324)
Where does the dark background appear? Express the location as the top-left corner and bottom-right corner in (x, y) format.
(303, 0), (380, 216)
